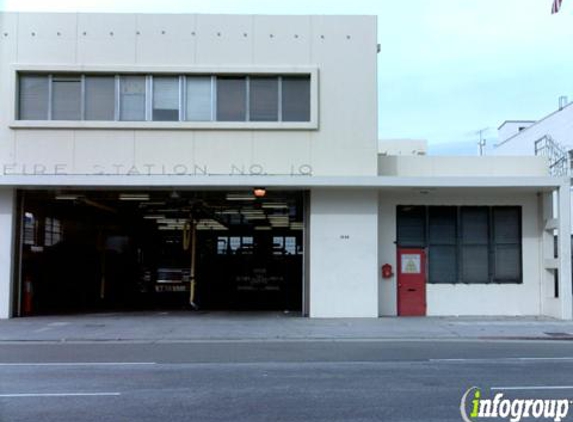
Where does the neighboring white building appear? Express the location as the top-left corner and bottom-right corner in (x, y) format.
(496, 101), (573, 156)
(0, 12), (570, 320)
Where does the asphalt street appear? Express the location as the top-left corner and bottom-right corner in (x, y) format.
(1, 340), (573, 422)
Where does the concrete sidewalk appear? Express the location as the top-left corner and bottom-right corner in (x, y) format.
(2, 311), (573, 342)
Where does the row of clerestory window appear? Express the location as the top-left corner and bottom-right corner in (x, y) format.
(18, 73), (311, 123)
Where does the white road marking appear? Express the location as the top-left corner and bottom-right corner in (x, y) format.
(0, 393), (121, 398)
(430, 357), (573, 363)
(518, 357), (573, 361)
(491, 386), (573, 391)
(0, 362), (156, 366)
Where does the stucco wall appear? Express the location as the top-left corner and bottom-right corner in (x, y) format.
(309, 189), (379, 317)
(378, 156), (549, 177)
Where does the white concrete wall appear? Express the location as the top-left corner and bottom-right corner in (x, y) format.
(378, 156), (549, 177)
(495, 103), (573, 155)
(0, 189), (15, 318)
(0, 13), (378, 177)
(309, 189), (378, 317)
(379, 190), (544, 317)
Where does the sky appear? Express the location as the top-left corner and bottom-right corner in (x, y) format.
(1, 0), (572, 155)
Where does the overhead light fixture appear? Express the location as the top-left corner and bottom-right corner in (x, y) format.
(196, 221), (228, 231)
(158, 226), (182, 231)
(241, 209), (265, 215)
(253, 187), (266, 198)
(119, 193), (150, 201)
(244, 215), (266, 220)
(55, 194), (80, 201)
(254, 226), (272, 231)
(269, 218), (289, 223)
(216, 210), (240, 215)
(261, 203), (288, 209)
(143, 214), (165, 220)
(157, 218), (187, 224)
(226, 193), (255, 201)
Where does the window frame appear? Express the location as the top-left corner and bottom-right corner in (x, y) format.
(11, 66), (318, 130)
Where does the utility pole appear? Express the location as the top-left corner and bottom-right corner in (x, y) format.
(475, 127), (489, 156)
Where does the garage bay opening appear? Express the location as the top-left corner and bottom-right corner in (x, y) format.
(16, 190), (305, 316)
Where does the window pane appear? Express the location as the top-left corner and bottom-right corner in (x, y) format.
(217, 237), (227, 255)
(397, 206), (426, 247)
(19, 75), (49, 120)
(429, 246), (457, 283)
(52, 76), (81, 120)
(282, 76), (310, 122)
(493, 207), (520, 243)
(461, 207), (489, 244)
(153, 76), (179, 121)
(249, 77), (278, 121)
(85, 76), (115, 121)
(120, 76), (146, 121)
(494, 245), (521, 281)
(230, 236), (241, 253)
(429, 207), (456, 244)
(285, 237), (296, 255)
(216, 77), (246, 121)
(462, 245), (489, 283)
(186, 76), (212, 121)
(23, 212), (36, 245)
(493, 207), (521, 283)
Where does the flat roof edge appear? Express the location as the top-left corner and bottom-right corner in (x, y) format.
(0, 175), (564, 189)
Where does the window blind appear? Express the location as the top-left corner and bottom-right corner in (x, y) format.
(428, 207), (457, 283)
(492, 207), (521, 282)
(120, 76), (146, 121)
(249, 77), (279, 121)
(85, 76), (115, 121)
(461, 207), (489, 283)
(281, 76), (310, 122)
(19, 75), (49, 120)
(216, 77), (247, 121)
(186, 76), (212, 121)
(52, 76), (81, 120)
(153, 77), (179, 121)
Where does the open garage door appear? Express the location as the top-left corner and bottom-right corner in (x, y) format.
(15, 189), (305, 316)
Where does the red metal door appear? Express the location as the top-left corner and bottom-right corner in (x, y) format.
(397, 248), (426, 316)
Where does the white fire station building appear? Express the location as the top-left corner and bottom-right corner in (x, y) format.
(0, 13), (570, 319)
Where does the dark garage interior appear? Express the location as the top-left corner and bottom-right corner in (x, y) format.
(15, 189), (305, 316)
